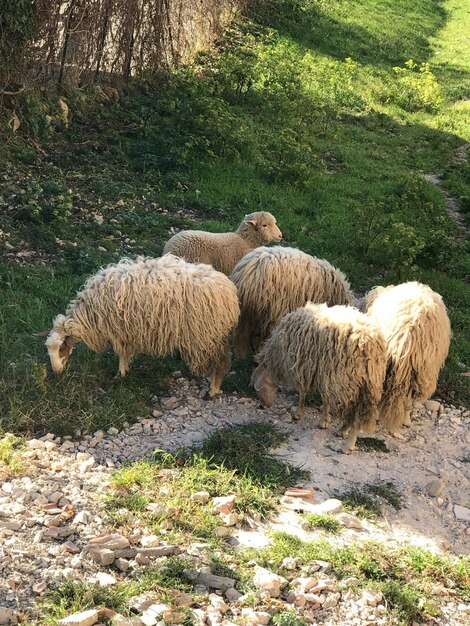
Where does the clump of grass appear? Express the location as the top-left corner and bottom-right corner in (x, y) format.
(40, 556), (194, 624)
(461, 455), (470, 463)
(303, 513), (341, 534)
(356, 437), (390, 453)
(0, 433), (25, 479)
(337, 481), (403, 518)
(107, 423), (307, 539)
(198, 422), (308, 487)
(249, 532), (468, 624)
(273, 610), (306, 626)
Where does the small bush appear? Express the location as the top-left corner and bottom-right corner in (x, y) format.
(14, 178), (73, 225)
(386, 60), (443, 112)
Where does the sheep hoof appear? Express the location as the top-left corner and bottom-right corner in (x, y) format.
(342, 444), (354, 455)
(204, 390), (222, 401)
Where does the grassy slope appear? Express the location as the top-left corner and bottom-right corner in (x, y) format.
(0, 0), (469, 435)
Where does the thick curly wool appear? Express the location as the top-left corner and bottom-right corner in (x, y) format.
(252, 303), (387, 452)
(230, 246), (353, 357)
(162, 211), (282, 275)
(46, 255), (240, 396)
(362, 281), (451, 432)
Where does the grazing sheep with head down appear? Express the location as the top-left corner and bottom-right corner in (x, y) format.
(251, 303), (387, 452)
(45, 255), (240, 397)
(230, 246), (353, 357)
(361, 281), (451, 432)
(162, 211), (282, 275)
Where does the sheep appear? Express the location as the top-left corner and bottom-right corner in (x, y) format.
(162, 211), (282, 275)
(251, 303), (387, 452)
(230, 246), (353, 357)
(361, 281), (451, 432)
(44, 255), (240, 398)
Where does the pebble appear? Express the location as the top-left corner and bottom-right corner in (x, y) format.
(253, 566), (287, 598)
(454, 504), (470, 522)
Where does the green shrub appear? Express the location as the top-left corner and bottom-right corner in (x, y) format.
(14, 178), (73, 225)
(386, 60), (443, 112)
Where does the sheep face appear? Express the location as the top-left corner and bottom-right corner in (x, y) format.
(251, 365), (277, 407)
(245, 212), (282, 244)
(46, 331), (78, 373)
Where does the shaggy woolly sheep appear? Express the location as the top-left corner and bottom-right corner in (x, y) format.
(361, 281), (451, 432)
(251, 303), (387, 452)
(230, 246), (353, 357)
(162, 211), (282, 275)
(45, 255), (240, 397)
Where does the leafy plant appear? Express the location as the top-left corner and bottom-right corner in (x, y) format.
(14, 178), (73, 225)
(387, 60), (443, 112)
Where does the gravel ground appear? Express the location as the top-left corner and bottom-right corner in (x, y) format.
(0, 375), (469, 625)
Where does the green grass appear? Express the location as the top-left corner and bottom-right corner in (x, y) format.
(355, 437), (390, 452)
(246, 532), (470, 624)
(0, 0), (469, 436)
(39, 557), (195, 625)
(337, 481), (403, 518)
(302, 513), (341, 533)
(106, 423), (308, 540)
(0, 433), (24, 479)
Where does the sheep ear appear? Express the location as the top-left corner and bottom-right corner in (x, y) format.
(245, 219), (257, 228)
(65, 336), (78, 348)
(34, 331), (50, 338)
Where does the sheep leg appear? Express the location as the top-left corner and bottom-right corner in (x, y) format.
(293, 391), (306, 421)
(319, 404), (330, 429)
(118, 355), (129, 377)
(208, 370), (224, 398)
(342, 424), (359, 454)
(402, 398), (413, 427)
(341, 424), (351, 439)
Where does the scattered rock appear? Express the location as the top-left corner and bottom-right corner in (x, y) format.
(87, 533), (130, 551)
(140, 535), (160, 548)
(454, 504), (470, 522)
(225, 588), (242, 603)
(57, 609), (99, 626)
(337, 512), (364, 529)
(191, 491), (210, 504)
(426, 477), (448, 497)
(212, 495), (236, 515)
(362, 589), (383, 607)
(184, 569), (235, 590)
(253, 566), (288, 598)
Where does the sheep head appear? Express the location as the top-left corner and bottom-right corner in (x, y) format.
(45, 315), (80, 373)
(243, 211), (282, 244)
(251, 365), (277, 407)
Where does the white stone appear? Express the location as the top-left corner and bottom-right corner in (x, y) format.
(57, 609), (99, 626)
(337, 512), (364, 529)
(212, 495), (236, 515)
(253, 566), (287, 598)
(209, 594), (228, 614)
(222, 513), (239, 527)
(362, 589), (383, 607)
(454, 504), (470, 522)
(94, 572), (117, 586)
(141, 604), (169, 626)
(140, 535), (160, 548)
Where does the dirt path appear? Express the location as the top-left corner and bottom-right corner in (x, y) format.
(424, 142), (469, 239)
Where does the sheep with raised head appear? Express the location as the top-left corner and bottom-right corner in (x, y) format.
(45, 255), (240, 398)
(230, 246), (353, 357)
(162, 211), (282, 275)
(361, 281), (451, 432)
(251, 303), (387, 452)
